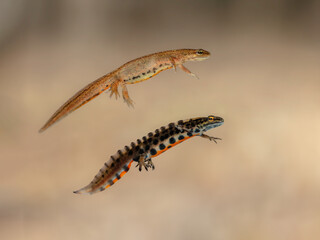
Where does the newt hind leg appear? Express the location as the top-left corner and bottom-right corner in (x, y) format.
(120, 83), (135, 107)
(135, 154), (154, 171)
(109, 79), (134, 107)
(109, 80), (120, 99)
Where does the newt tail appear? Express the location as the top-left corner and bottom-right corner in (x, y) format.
(39, 72), (116, 132)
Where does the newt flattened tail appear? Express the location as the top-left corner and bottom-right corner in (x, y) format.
(39, 73), (115, 133)
(74, 160), (133, 195)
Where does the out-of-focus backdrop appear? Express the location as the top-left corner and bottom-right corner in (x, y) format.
(1, 0), (320, 239)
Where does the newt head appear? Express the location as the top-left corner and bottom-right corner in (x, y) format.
(182, 48), (211, 62)
(177, 115), (224, 134)
(203, 115), (224, 130)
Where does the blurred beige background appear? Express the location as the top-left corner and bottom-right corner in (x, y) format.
(1, 0), (320, 239)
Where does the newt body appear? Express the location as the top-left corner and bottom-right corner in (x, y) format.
(39, 49), (210, 132)
(74, 115), (223, 195)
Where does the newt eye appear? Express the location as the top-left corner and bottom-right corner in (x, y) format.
(208, 116), (214, 121)
(196, 49), (204, 55)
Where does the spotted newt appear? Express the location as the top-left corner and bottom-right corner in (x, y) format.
(39, 49), (210, 132)
(73, 115), (224, 194)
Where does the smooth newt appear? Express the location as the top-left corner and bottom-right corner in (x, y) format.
(73, 115), (224, 194)
(39, 49), (210, 132)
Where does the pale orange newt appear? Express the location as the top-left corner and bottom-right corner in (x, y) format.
(39, 49), (210, 132)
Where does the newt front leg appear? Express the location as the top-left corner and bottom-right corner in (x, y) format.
(177, 63), (199, 79)
(171, 56), (199, 79)
(200, 134), (222, 144)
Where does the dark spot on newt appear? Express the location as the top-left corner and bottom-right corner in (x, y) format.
(123, 165), (130, 172)
(139, 149), (145, 154)
(178, 135), (185, 140)
(145, 145), (150, 151)
(196, 119), (202, 124)
(150, 149), (157, 155)
(169, 137), (176, 144)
